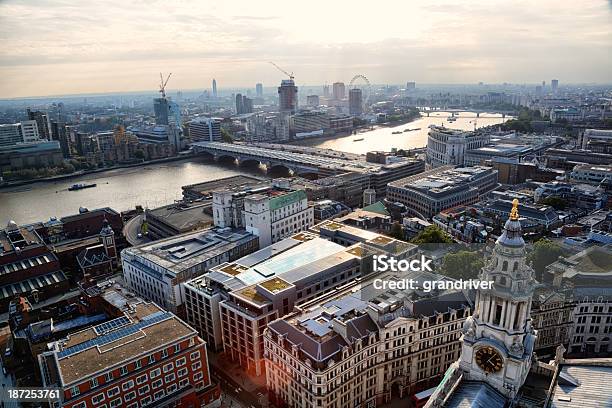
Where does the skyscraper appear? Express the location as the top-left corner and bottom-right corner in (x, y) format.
(278, 79), (298, 113)
(306, 95), (320, 106)
(256, 83), (263, 97)
(406, 81), (416, 90)
(236, 93), (244, 114)
(323, 84), (330, 98)
(551, 79), (559, 93)
(348, 88), (363, 116)
(153, 98), (170, 125)
(26, 108), (51, 140)
(332, 82), (346, 100)
(212, 79), (218, 98)
(235, 94), (253, 115)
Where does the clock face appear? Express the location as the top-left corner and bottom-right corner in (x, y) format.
(475, 346), (504, 374)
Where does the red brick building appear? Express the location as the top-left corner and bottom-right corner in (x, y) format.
(38, 302), (221, 408)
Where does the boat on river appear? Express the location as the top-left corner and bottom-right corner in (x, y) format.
(68, 183), (97, 191)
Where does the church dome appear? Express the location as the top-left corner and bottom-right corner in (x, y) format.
(496, 199), (525, 248)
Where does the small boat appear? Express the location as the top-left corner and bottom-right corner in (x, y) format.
(353, 138), (364, 142)
(68, 183), (97, 191)
(391, 131), (402, 134)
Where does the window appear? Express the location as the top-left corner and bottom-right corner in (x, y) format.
(136, 374), (148, 385)
(174, 344), (181, 353)
(190, 351), (200, 361)
(152, 379), (163, 389)
(163, 362), (173, 373)
(92, 393), (105, 404)
(120, 366), (128, 376)
(161, 349), (168, 358)
(105, 372), (114, 382)
(124, 391), (136, 402)
(165, 373), (176, 383)
(153, 390), (165, 401)
(70, 386), (80, 397)
(138, 385), (150, 396)
(90, 378), (99, 388)
(109, 398), (122, 408)
(150, 368), (161, 379)
(122, 380), (134, 391)
(141, 396), (152, 407)
(192, 361), (202, 370)
(179, 378), (189, 388)
(177, 368), (188, 378)
(148, 355), (156, 364)
(73, 402), (86, 408)
(134, 360), (142, 370)
(175, 357), (186, 367)
(194, 372), (203, 381)
(167, 384), (177, 394)
(126, 403), (138, 408)
(107, 386), (120, 398)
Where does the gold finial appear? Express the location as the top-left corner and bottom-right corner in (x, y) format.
(510, 198), (519, 220)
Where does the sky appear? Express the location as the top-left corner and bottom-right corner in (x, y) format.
(0, 0), (611, 98)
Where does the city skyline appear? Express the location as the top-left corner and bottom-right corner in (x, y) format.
(1, 0), (612, 98)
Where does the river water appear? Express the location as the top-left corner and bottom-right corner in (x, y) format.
(0, 111), (508, 225)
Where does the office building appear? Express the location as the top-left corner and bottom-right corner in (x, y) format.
(306, 95), (320, 106)
(0, 123), (22, 147)
(426, 125), (490, 168)
(570, 164), (612, 186)
(387, 166), (499, 219)
(256, 83), (263, 97)
(406, 81), (416, 90)
(332, 82), (346, 100)
(278, 79), (298, 113)
(212, 79), (217, 98)
(38, 302), (220, 408)
(245, 112), (291, 142)
(121, 228), (259, 314)
(144, 202), (214, 240)
(213, 181), (314, 247)
(534, 181), (608, 211)
(183, 226), (417, 375)
(0, 221), (69, 311)
(0, 140), (63, 171)
(188, 118), (222, 142)
(349, 88), (363, 116)
(581, 129), (612, 152)
(265, 269), (470, 407)
(27, 108), (52, 140)
(323, 84), (330, 99)
(551, 79), (559, 93)
(154, 98), (170, 125)
(235, 94), (253, 115)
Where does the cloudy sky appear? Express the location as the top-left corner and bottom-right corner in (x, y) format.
(1, 0), (611, 98)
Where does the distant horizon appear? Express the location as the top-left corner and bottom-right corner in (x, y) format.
(1, 80), (612, 102)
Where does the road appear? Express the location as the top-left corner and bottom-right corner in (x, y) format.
(122, 213), (150, 246)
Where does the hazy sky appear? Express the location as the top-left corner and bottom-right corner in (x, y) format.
(1, 0), (611, 98)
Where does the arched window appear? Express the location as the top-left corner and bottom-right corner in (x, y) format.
(502, 260), (508, 271)
(513, 262), (519, 271)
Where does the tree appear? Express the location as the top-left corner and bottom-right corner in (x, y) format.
(133, 150), (145, 160)
(440, 251), (484, 280)
(411, 225), (453, 244)
(389, 222), (404, 240)
(221, 128), (233, 144)
(540, 196), (567, 210)
(527, 239), (564, 279)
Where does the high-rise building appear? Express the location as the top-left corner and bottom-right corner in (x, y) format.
(0, 123), (22, 147)
(235, 93), (244, 114)
(256, 83), (263, 97)
(153, 98), (170, 125)
(278, 79), (298, 113)
(406, 81), (416, 90)
(188, 117), (222, 142)
(323, 84), (330, 98)
(26, 108), (51, 140)
(332, 82), (346, 100)
(306, 95), (320, 106)
(426, 125), (490, 167)
(212, 79), (217, 98)
(348, 88), (363, 116)
(551, 79), (559, 93)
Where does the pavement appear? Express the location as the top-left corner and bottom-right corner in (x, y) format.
(209, 352), (269, 408)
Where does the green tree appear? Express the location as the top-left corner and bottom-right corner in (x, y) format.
(540, 196), (567, 210)
(221, 128), (233, 144)
(389, 222), (404, 240)
(527, 239), (564, 279)
(411, 225), (453, 244)
(440, 251), (484, 280)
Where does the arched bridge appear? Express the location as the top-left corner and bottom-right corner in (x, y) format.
(191, 141), (367, 176)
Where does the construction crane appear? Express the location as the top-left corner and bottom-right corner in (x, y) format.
(269, 62), (294, 80)
(159, 72), (172, 98)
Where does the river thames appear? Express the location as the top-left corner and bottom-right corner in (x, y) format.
(0, 112), (508, 225)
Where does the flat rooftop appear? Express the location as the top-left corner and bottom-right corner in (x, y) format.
(147, 201), (213, 232)
(123, 227), (257, 274)
(52, 303), (196, 386)
(182, 175), (267, 196)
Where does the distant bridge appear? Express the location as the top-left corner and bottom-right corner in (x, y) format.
(418, 107), (517, 118)
(191, 141), (373, 176)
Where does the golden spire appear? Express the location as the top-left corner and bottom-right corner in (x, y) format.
(510, 198), (519, 220)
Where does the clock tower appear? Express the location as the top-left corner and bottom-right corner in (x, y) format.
(458, 199), (538, 398)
